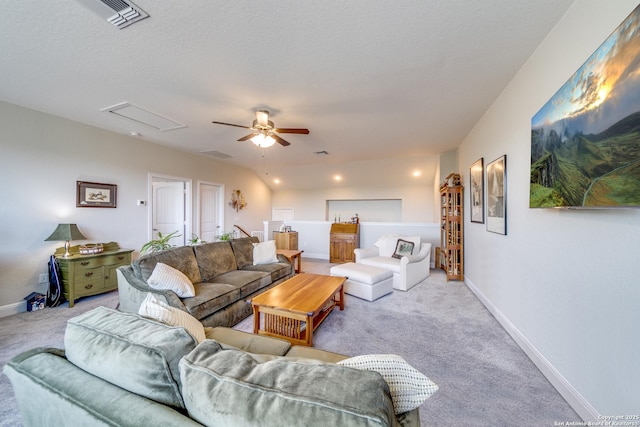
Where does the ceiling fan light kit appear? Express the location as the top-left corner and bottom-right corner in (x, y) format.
(251, 133), (276, 148)
(212, 110), (309, 148)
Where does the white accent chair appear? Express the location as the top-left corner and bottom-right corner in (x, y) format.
(354, 234), (431, 291)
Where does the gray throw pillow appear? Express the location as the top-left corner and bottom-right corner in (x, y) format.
(65, 306), (197, 409)
(180, 340), (396, 426)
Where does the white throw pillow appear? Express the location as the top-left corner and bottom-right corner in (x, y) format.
(374, 234), (401, 257)
(337, 354), (438, 414)
(147, 262), (195, 297)
(374, 234), (421, 256)
(138, 293), (206, 343)
(253, 240), (279, 265)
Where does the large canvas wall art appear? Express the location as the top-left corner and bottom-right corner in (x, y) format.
(530, 4), (640, 208)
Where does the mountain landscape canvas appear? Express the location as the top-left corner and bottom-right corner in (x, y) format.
(530, 5), (640, 208)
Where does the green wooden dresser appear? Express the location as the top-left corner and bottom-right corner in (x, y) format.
(54, 242), (133, 307)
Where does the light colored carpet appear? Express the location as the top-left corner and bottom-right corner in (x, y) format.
(0, 259), (581, 426)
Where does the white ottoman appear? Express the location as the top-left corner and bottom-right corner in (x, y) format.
(330, 262), (393, 302)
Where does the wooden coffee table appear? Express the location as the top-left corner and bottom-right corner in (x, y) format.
(250, 273), (346, 346)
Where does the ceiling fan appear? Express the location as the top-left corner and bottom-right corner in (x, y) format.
(212, 110), (309, 148)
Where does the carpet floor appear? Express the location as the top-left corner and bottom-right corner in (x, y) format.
(0, 259), (581, 426)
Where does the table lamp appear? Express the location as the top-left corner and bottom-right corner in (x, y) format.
(45, 223), (87, 257)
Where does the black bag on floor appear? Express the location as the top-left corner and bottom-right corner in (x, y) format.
(47, 255), (65, 307)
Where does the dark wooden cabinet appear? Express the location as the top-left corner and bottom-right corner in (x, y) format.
(329, 223), (359, 263)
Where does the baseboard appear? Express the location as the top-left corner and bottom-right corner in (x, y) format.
(464, 277), (599, 422)
(0, 301), (26, 318)
(300, 252), (328, 260)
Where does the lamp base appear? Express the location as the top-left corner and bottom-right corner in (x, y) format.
(63, 240), (71, 258)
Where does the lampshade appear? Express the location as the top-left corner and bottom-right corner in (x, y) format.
(251, 133), (276, 148)
(45, 224), (87, 242)
(45, 224), (87, 257)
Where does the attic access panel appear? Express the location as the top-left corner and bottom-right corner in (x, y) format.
(101, 102), (187, 132)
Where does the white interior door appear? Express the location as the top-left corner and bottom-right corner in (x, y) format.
(152, 180), (186, 246)
(197, 182), (224, 242)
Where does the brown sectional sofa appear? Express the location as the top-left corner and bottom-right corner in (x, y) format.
(116, 237), (293, 327)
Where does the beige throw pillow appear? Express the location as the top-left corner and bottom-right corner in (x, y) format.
(138, 293), (206, 343)
(338, 354), (438, 414)
(253, 240), (279, 265)
(147, 262), (195, 297)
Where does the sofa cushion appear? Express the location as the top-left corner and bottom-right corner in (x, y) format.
(361, 256), (402, 273)
(135, 246), (202, 285)
(193, 241), (237, 281)
(180, 340), (397, 427)
(229, 236), (259, 269)
(148, 262), (196, 297)
(241, 262), (292, 283)
(205, 327), (291, 355)
(182, 282), (240, 320)
(213, 270), (272, 298)
(139, 293), (206, 343)
(64, 306), (197, 410)
(338, 354), (438, 414)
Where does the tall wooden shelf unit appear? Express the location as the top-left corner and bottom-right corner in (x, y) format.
(440, 174), (464, 281)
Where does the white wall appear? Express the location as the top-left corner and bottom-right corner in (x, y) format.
(284, 220), (439, 263)
(0, 101), (272, 314)
(273, 184), (435, 223)
(458, 0), (640, 418)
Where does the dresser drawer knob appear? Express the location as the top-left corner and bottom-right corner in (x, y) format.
(81, 261), (90, 266)
(84, 284), (94, 289)
(84, 272), (93, 277)
(118, 256), (125, 260)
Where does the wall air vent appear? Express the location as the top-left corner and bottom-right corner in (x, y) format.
(101, 102), (187, 131)
(75, 0), (149, 29)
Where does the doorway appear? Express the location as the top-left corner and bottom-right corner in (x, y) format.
(196, 181), (224, 242)
(149, 173), (192, 247)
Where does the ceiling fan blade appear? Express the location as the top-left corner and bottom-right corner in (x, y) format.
(212, 121), (251, 129)
(237, 133), (257, 142)
(271, 133), (291, 146)
(255, 110), (270, 127)
(275, 128), (310, 134)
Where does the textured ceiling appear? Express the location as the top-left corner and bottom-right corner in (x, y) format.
(0, 0), (575, 190)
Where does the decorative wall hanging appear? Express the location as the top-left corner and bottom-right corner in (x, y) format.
(76, 181), (117, 208)
(487, 155), (506, 235)
(530, 4), (640, 208)
(470, 158), (484, 223)
(230, 189), (247, 212)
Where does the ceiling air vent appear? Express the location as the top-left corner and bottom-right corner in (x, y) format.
(201, 150), (234, 159)
(76, 0), (149, 29)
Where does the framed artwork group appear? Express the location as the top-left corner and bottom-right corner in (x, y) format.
(469, 155), (507, 235)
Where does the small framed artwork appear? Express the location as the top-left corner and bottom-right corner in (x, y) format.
(470, 158), (484, 223)
(76, 181), (117, 208)
(486, 155), (506, 235)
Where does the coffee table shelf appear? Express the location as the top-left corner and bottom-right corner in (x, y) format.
(250, 274), (345, 346)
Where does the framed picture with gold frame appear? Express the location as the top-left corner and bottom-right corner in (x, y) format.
(486, 155), (506, 235)
(76, 181), (117, 208)
(470, 158), (484, 223)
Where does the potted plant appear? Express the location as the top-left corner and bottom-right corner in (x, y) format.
(216, 231), (233, 241)
(140, 231), (181, 254)
(188, 233), (205, 245)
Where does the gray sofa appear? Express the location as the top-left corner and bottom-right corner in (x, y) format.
(117, 237), (293, 327)
(4, 307), (420, 426)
